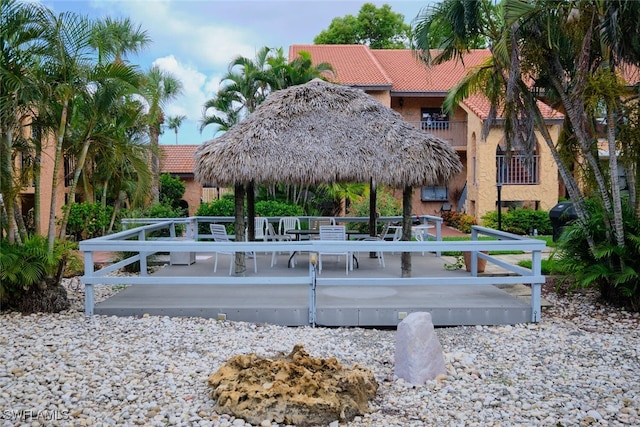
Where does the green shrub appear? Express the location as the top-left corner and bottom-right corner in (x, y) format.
(346, 188), (401, 232)
(159, 173), (186, 210)
(255, 200), (304, 217)
(481, 208), (552, 235)
(0, 236), (77, 310)
(196, 199), (236, 234)
(121, 203), (186, 237)
(441, 211), (477, 233)
(64, 202), (113, 240)
(554, 198), (640, 311)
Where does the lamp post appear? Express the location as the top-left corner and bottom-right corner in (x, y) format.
(497, 182), (503, 231)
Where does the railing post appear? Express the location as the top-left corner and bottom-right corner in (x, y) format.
(530, 249), (542, 322)
(138, 230), (148, 277)
(309, 252), (318, 327)
(83, 251), (94, 316)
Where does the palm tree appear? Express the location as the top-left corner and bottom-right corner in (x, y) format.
(167, 114), (187, 144)
(57, 61), (142, 239)
(0, 0), (47, 243)
(90, 16), (151, 65)
(267, 48), (335, 90)
(140, 66), (183, 204)
(414, 0), (640, 303)
(36, 9), (97, 253)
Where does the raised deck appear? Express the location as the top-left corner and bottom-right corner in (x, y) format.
(94, 251), (538, 326)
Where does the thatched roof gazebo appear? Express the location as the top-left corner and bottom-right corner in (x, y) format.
(194, 78), (462, 276)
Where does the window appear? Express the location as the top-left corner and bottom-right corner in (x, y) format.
(421, 108), (449, 130)
(421, 186), (448, 201)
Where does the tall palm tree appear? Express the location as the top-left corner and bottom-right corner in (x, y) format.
(90, 16), (151, 65)
(0, 0), (47, 243)
(36, 9), (96, 253)
(57, 61), (142, 239)
(167, 114), (186, 144)
(140, 66), (183, 204)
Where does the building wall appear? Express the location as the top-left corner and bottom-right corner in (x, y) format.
(181, 177), (202, 216)
(463, 107), (560, 220)
(17, 129), (65, 236)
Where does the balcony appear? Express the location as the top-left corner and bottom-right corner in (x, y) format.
(496, 154), (540, 185)
(406, 120), (467, 148)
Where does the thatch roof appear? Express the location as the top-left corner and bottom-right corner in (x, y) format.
(194, 79), (462, 187)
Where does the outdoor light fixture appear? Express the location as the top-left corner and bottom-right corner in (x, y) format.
(399, 97), (404, 107)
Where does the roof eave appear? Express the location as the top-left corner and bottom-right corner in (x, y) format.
(391, 91), (449, 97)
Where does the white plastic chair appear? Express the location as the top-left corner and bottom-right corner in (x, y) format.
(252, 217), (269, 242)
(309, 217), (335, 239)
(210, 224), (257, 275)
(266, 222), (292, 267)
(318, 225), (351, 274)
(358, 222), (389, 268)
(278, 217), (301, 240)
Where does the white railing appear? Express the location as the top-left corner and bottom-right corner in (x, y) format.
(80, 220), (545, 324)
(496, 154), (540, 185)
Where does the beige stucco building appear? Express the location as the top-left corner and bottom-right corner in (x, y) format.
(290, 45), (564, 220)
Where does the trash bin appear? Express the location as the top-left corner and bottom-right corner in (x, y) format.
(549, 202), (577, 242)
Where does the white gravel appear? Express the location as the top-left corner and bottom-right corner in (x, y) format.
(1, 277), (638, 427)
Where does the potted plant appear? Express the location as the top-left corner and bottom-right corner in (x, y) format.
(463, 251), (488, 273)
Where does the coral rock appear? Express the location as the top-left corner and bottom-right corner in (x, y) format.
(208, 344), (378, 426)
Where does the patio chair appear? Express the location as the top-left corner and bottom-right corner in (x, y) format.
(309, 217), (335, 240)
(266, 222), (293, 267)
(318, 225), (351, 274)
(210, 224), (257, 275)
(357, 222), (390, 268)
(250, 217), (269, 242)
(278, 217), (301, 240)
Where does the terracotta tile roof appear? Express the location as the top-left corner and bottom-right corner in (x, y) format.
(160, 144), (199, 174)
(464, 94), (563, 121)
(289, 44), (562, 120)
(289, 44), (391, 87)
(370, 49), (491, 93)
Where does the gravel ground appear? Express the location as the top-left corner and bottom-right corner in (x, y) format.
(0, 277), (638, 427)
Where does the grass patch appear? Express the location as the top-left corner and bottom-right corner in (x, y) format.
(517, 258), (565, 275)
(440, 236), (525, 256)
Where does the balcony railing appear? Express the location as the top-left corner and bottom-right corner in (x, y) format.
(407, 120), (467, 148)
(497, 154), (539, 185)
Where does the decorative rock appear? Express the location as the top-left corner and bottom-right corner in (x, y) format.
(208, 344), (378, 426)
(394, 312), (447, 384)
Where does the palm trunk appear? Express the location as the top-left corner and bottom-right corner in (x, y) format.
(34, 149), (41, 235)
(401, 186), (412, 278)
(47, 99), (69, 254)
(58, 138), (91, 239)
(605, 105), (625, 247)
(1, 126), (16, 244)
(150, 124), (160, 204)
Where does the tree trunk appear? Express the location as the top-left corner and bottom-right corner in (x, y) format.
(34, 150), (41, 235)
(401, 186), (412, 278)
(58, 139), (91, 239)
(234, 184), (246, 276)
(1, 126), (16, 244)
(247, 181), (255, 241)
(606, 105), (625, 248)
(47, 100), (69, 254)
(150, 124), (160, 205)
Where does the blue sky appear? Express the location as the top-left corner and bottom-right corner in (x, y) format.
(41, 0), (431, 145)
